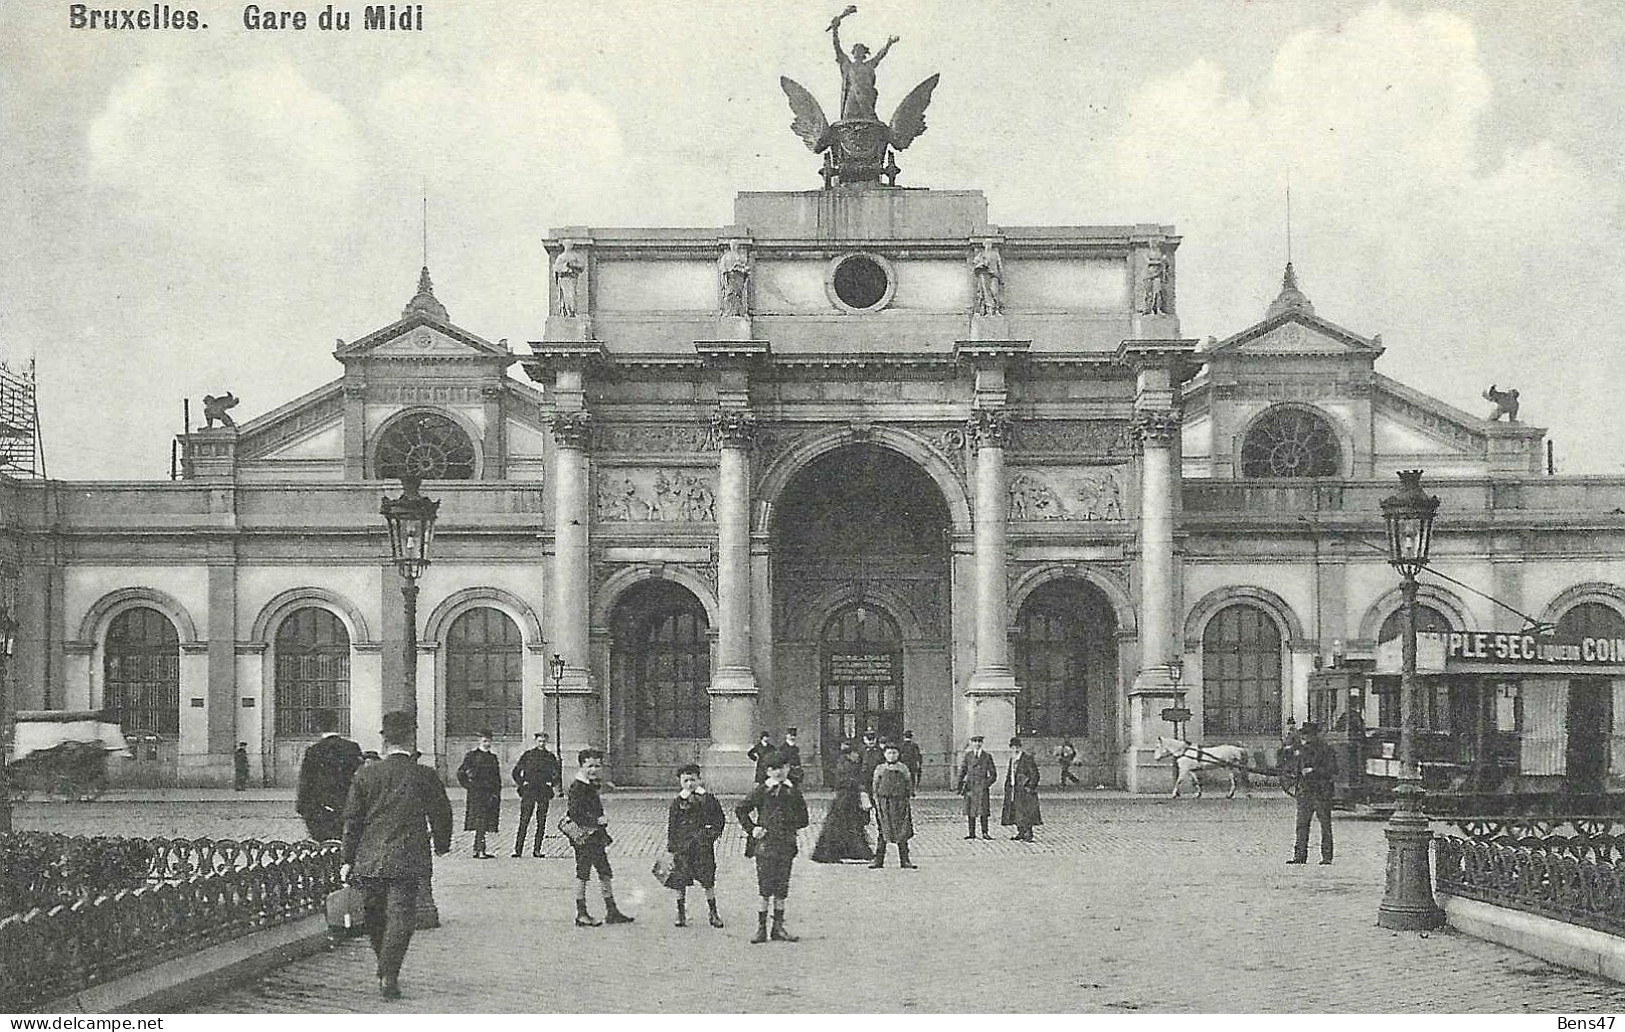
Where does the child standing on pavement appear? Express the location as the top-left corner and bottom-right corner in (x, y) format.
(869, 740), (917, 869)
(666, 763), (727, 928)
(567, 748), (635, 928)
(734, 751), (809, 944)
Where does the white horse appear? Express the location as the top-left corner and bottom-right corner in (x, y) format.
(1154, 736), (1251, 799)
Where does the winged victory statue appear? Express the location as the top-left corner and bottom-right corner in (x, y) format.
(780, 6), (940, 187)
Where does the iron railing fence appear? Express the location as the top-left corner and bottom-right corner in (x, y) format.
(1436, 818), (1625, 939)
(0, 836), (341, 1012)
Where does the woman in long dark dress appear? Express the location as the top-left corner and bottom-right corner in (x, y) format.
(812, 740), (874, 863)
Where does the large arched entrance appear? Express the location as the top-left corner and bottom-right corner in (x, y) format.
(770, 444), (953, 786)
(1012, 579), (1119, 784)
(606, 579), (712, 784)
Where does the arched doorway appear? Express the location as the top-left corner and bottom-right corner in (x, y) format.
(103, 607), (181, 787)
(1557, 601), (1625, 795)
(270, 607), (352, 783)
(771, 444), (952, 786)
(607, 579), (711, 784)
(1012, 579), (1118, 782)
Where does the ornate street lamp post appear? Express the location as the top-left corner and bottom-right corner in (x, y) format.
(380, 474), (441, 929)
(549, 653), (565, 757)
(0, 587), (18, 833)
(1376, 469), (1446, 930)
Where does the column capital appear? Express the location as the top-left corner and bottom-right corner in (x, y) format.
(550, 410), (593, 450)
(967, 409), (1013, 451)
(520, 342), (608, 381)
(711, 410), (759, 449)
(1131, 410), (1181, 446)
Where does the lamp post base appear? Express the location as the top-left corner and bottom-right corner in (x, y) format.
(1376, 808), (1444, 931)
(415, 872), (440, 930)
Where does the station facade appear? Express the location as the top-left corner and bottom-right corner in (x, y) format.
(4, 183), (1625, 793)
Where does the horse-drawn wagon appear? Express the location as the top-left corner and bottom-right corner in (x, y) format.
(3, 710), (128, 802)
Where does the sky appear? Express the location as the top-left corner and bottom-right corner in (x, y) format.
(1, 0), (1622, 479)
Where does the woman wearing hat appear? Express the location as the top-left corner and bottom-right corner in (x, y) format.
(811, 739), (875, 864)
(1000, 737), (1043, 842)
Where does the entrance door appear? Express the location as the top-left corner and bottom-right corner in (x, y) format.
(1567, 678), (1612, 795)
(821, 605), (903, 780)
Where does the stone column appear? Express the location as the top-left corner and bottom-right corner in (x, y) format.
(1135, 411), (1180, 676)
(705, 410), (760, 788)
(549, 409), (596, 754)
(965, 410), (1019, 743)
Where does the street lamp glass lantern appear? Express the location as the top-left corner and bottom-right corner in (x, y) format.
(549, 653), (566, 684)
(381, 475), (440, 580)
(1380, 469), (1439, 579)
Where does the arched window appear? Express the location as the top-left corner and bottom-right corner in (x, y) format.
(1240, 407), (1341, 478)
(821, 605), (903, 750)
(1013, 581), (1117, 736)
(635, 594), (711, 739)
(375, 411), (476, 480)
(274, 608), (351, 735)
(1378, 604), (1454, 643)
(446, 608), (523, 736)
(1201, 604), (1283, 735)
(104, 607), (179, 735)
(1374, 604), (1455, 728)
(1557, 601), (1625, 639)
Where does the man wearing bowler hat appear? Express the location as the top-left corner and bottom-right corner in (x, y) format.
(1287, 721), (1336, 865)
(1000, 737), (1043, 842)
(341, 711), (453, 1000)
(956, 735), (997, 839)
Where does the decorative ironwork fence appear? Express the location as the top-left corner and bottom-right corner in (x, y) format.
(1436, 818), (1625, 939)
(0, 836), (341, 1012)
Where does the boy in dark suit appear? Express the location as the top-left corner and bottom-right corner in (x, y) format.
(341, 710), (453, 1000)
(666, 763), (726, 928)
(567, 748), (635, 927)
(735, 750), (809, 944)
(297, 709), (364, 841)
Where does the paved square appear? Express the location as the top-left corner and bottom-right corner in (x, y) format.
(15, 791), (1625, 1012)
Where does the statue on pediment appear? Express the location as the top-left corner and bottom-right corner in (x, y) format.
(779, 7), (940, 186)
(718, 241), (752, 317)
(552, 240), (586, 318)
(971, 240), (1005, 316)
(201, 392), (239, 430)
(1484, 384), (1519, 422)
(1141, 248), (1169, 315)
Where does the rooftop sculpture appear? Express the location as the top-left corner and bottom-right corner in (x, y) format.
(780, 6), (940, 187)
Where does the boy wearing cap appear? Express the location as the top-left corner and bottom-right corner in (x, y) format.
(1000, 737), (1043, 842)
(869, 740), (917, 869)
(567, 748), (635, 927)
(666, 763), (727, 928)
(957, 735), (997, 839)
(735, 750), (810, 943)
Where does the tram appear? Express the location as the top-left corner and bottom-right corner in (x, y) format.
(1306, 629), (1625, 816)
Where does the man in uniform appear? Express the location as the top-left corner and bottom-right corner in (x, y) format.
(341, 710), (453, 1000)
(296, 709), (364, 842)
(956, 735), (997, 840)
(898, 729), (924, 787)
(1287, 721), (1336, 865)
(511, 731), (562, 857)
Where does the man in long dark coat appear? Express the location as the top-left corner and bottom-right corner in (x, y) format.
(956, 735), (997, 839)
(780, 727), (806, 786)
(456, 731), (503, 859)
(511, 731), (562, 857)
(898, 730), (924, 786)
(1287, 721), (1336, 865)
(1000, 736), (1042, 842)
(747, 731), (776, 784)
(869, 741), (917, 869)
(341, 710), (452, 1000)
(296, 709), (364, 841)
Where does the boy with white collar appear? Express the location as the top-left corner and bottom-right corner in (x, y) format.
(567, 748), (634, 927)
(665, 763), (727, 928)
(734, 750), (809, 944)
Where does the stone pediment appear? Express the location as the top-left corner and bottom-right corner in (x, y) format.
(1209, 311), (1382, 358)
(335, 314), (512, 363)
(235, 380), (346, 460)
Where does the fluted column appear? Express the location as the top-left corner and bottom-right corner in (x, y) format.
(549, 410), (594, 753)
(965, 410), (1019, 744)
(705, 410), (760, 788)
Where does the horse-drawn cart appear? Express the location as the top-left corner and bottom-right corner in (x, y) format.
(4, 711), (128, 802)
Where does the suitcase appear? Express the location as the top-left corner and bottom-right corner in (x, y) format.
(325, 884), (367, 938)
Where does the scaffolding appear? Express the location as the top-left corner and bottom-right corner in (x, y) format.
(0, 357), (44, 479)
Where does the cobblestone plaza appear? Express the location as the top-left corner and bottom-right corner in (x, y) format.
(15, 792), (1624, 1013)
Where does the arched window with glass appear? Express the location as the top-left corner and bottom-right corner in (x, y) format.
(374, 411), (477, 481)
(104, 607), (180, 735)
(274, 608), (351, 735)
(446, 607), (524, 736)
(1375, 604), (1455, 729)
(635, 596), (711, 739)
(1239, 406), (1342, 478)
(1201, 604), (1284, 735)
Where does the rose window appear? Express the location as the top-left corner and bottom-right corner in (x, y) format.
(375, 411), (476, 480)
(1240, 407), (1341, 478)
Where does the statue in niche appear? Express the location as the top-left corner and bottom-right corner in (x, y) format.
(971, 240), (1005, 316)
(201, 392), (239, 430)
(718, 241), (752, 317)
(1483, 384), (1519, 422)
(1141, 247), (1169, 315)
(552, 240), (586, 318)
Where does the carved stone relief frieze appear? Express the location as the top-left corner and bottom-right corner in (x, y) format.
(373, 384), (486, 405)
(1006, 419), (1133, 458)
(595, 422), (715, 454)
(1007, 466), (1127, 521)
(595, 468), (718, 522)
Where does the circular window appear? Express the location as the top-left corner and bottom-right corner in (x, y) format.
(828, 253), (893, 311)
(1240, 407), (1341, 478)
(375, 411), (476, 480)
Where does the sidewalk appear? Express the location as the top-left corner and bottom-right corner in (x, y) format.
(13, 794), (1622, 1012)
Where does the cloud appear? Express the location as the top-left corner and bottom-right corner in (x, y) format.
(1073, 2), (1622, 467)
(86, 62), (368, 252)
